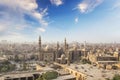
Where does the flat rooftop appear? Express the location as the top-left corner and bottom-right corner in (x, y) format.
(0, 71), (42, 80)
(53, 75), (75, 80)
(69, 64), (120, 80)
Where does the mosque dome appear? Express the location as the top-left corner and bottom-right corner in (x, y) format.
(61, 54), (66, 59)
(45, 45), (51, 51)
(58, 47), (62, 51)
(73, 44), (77, 50)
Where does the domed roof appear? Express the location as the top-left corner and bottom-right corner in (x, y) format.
(61, 54), (66, 59)
(116, 48), (119, 52)
(58, 47), (63, 51)
(114, 51), (118, 54)
(45, 45), (51, 51)
(73, 44), (77, 50)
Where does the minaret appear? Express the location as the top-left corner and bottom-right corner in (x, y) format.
(39, 36), (41, 51)
(64, 38), (67, 53)
(39, 36), (42, 60)
(57, 41), (59, 51)
(84, 41), (86, 57)
(84, 41), (86, 49)
(56, 41), (59, 62)
(66, 44), (69, 50)
(67, 52), (70, 66)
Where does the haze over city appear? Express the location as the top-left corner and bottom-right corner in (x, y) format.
(0, 0), (120, 43)
(1, 1), (120, 80)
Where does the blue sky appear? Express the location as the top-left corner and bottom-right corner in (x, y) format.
(0, 0), (120, 43)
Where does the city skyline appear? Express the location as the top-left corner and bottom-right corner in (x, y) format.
(0, 0), (120, 43)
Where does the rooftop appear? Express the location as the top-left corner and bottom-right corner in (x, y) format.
(53, 75), (75, 80)
(69, 64), (120, 80)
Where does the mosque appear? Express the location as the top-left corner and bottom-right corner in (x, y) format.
(38, 36), (82, 65)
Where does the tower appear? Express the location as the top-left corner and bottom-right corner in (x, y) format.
(56, 41), (59, 62)
(39, 36), (41, 51)
(39, 36), (43, 60)
(64, 38), (67, 53)
(67, 52), (70, 66)
(84, 41), (86, 49)
(57, 41), (59, 51)
(83, 41), (87, 57)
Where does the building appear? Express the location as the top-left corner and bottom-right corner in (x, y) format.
(88, 51), (120, 69)
(43, 45), (55, 62)
(38, 36), (56, 62)
(68, 46), (81, 63)
(0, 72), (41, 80)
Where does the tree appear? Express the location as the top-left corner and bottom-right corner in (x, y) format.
(14, 55), (20, 62)
(36, 71), (58, 80)
(36, 75), (45, 80)
(113, 74), (120, 80)
(1, 66), (8, 72)
(43, 71), (58, 80)
(105, 78), (110, 80)
(0, 61), (16, 72)
(23, 63), (27, 70)
(81, 59), (91, 64)
(112, 65), (118, 70)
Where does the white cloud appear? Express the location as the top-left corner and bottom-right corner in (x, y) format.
(75, 17), (79, 23)
(0, 0), (48, 41)
(37, 27), (46, 32)
(0, 31), (29, 42)
(0, 0), (48, 29)
(110, 0), (120, 19)
(33, 12), (43, 20)
(0, 24), (7, 32)
(32, 8), (48, 26)
(50, 0), (63, 6)
(112, 1), (120, 9)
(77, 0), (103, 13)
(112, 0), (120, 13)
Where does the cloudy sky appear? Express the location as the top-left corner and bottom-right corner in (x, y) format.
(0, 0), (120, 43)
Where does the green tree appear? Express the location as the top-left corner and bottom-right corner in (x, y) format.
(1, 66), (8, 72)
(14, 55), (20, 62)
(36, 71), (58, 80)
(0, 63), (15, 72)
(106, 78), (110, 80)
(23, 63), (27, 70)
(112, 65), (118, 70)
(113, 74), (120, 80)
(43, 71), (58, 80)
(36, 75), (45, 80)
(81, 59), (91, 64)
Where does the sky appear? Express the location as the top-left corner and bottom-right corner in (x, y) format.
(0, 0), (120, 43)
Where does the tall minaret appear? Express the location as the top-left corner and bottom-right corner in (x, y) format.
(57, 41), (59, 51)
(67, 52), (70, 66)
(84, 41), (86, 57)
(39, 36), (42, 60)
(84, 41), (86, 49)
(39, 36), (41, 51)
(64, 38), (67, 52)
(56, 41), (59, 62)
